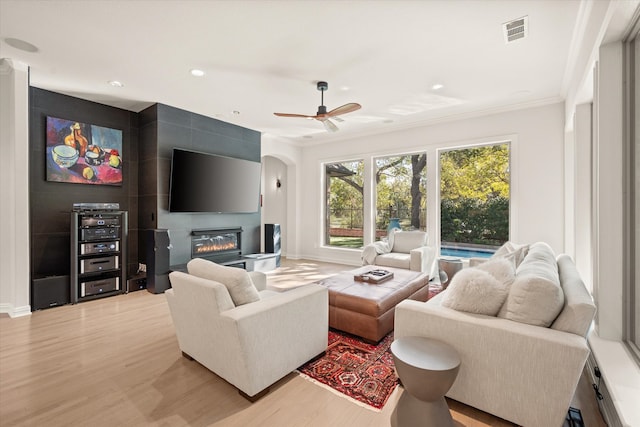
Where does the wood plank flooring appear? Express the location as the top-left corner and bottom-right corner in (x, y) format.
(0, 258), (607, 426)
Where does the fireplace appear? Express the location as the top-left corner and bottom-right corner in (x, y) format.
(191, 227), (242, 263)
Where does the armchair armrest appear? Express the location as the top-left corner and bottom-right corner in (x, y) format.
(409, 246), (436, 277)
(219, 284), (329, 396)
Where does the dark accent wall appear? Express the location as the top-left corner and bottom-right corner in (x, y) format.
(29, 87), (139, 285)
(137, 103), (261, 266)
(29, 91), (261, 309)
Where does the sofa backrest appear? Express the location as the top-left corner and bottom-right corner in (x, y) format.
(391, 231), (427, 253)
(550, 254), (596, 337)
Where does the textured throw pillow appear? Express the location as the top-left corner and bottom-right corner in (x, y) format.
(441, 267), (509, 316)
(475, 257), (516, 285)
(187, 258), (260, 306)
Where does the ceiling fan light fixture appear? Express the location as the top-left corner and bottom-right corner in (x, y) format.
(273, 81), (361, 132)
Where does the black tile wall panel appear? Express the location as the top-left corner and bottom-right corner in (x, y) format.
(29, 94), (261, 305)
(29, 87), (139, 301)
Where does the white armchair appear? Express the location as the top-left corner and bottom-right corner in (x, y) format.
(361, 230), (436, 277)
(165, 258), (328, 400)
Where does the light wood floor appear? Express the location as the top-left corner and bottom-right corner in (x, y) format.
(0, 258), (606, 426)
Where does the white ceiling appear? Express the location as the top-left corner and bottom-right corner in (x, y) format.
(1, 0), (588, 143)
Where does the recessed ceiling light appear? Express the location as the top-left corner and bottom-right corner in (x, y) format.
(190, 69), (205, 77)
(108, 80), (124, 87)
(340, 86), (350, 91)
(432, 84), (444, 90)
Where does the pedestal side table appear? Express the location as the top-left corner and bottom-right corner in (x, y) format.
(390, 336), (461, 427)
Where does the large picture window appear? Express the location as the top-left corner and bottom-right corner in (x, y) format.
(374, 154), (427, 240)
(323, 141), (511, 258)
(439, 143), (510, 256)
(325, 160), (364, 248)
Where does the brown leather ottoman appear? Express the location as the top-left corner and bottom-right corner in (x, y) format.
(317, 266), (431, 343)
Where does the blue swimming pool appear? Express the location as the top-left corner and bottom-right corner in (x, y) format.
(440, 247), (494, 259)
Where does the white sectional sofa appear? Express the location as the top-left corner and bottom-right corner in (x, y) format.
(394, 242), (596, 427)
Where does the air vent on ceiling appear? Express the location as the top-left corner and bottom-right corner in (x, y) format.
(503, 16), (528, 43)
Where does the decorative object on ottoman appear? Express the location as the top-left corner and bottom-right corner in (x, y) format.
(354, 269), (394, 284)
(316, 266), (431, 342)
(390, 336), (460, 427)
(298, 330), (398, 410)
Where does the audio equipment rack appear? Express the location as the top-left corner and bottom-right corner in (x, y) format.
(70, 204), (127, 303)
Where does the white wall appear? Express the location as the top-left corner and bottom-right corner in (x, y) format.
(573, 103), (593, 291)
(261, 135), (302, 258)
(292, 102), (566, 266)
(0, 59), (31, 317)
(261, 155), (288, 255)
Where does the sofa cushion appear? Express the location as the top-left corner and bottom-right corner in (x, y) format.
(441, 267), (510, 316)
(492, 241), (529, 267)
(391, 231), (427, 254)
(375, 252), (411, 270)
(187, 258), (260, 306)
(500, 242), (564, 327)
(551, 254), (596, 336)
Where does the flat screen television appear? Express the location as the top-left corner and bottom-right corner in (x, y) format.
(169, 148), (261, 213)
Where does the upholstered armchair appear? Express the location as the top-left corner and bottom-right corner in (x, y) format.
(361, 230), (437, 278)
(165, 258), (328, 400)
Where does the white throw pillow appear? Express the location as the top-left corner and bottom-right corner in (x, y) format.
(441, 267), (509, 316)
(502, 274), (564, 327)
(187, 258), (260, 306)
(475, 257), (516, 285)
(500, 241), (564, 326)
(492, 241), (529, 267)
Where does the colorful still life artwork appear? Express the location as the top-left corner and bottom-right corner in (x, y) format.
(46, 116), (123, 186)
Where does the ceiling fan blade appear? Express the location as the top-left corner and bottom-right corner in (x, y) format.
(321, 119), (339, 132)
(274, 112), (316, 119)
(327, 103), (361, 117)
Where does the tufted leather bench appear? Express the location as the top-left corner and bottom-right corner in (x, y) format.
(317, 266), (432, 342)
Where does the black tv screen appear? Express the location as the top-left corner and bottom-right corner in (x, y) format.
(169, 149), (261, 213)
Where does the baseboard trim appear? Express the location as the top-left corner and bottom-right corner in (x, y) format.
(0, 303), (32, 318)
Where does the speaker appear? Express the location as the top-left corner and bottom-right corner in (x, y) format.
(145, 229), (171, 294)
(32, 275), (70, 310)
(264, 223), (281, 267)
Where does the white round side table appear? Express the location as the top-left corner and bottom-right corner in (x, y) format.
(390, 336), (461, 427)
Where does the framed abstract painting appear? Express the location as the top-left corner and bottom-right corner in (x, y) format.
(45, 116), (123, 186)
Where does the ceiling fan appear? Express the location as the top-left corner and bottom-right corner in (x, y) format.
(274, 81), (361, 132)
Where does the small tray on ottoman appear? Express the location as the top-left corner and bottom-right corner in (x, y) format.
(354, 269), (394, 284)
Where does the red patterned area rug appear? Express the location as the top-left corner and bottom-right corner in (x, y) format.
(297, 330), (398, 411)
